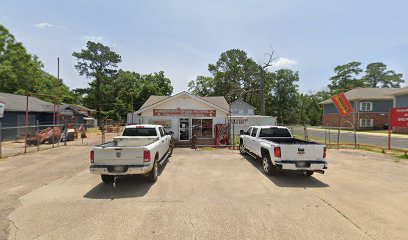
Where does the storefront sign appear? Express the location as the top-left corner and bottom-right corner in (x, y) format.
(229, 118), (248, 125)
(153, 109), (216, 117)
(390, 107), (408, 127)
(148, 119), (172, 128)
(331, 93), (353, 116)
(0, 102), (5, 118)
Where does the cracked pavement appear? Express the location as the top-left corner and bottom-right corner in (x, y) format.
(1, 145), (408, 239)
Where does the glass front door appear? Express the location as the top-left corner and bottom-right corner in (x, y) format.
(179, 118), (190, 141)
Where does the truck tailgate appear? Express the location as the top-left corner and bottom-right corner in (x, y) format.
(280, 144), (324, 161)
(93, 147), (145, 165)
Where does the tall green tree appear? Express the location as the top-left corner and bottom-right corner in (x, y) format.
(362, 62), (404, 88)
(0, 24), (75, 102)
(73, 70), (173, 120)
(328, 61), (364, 93)
(208, 49), (261, 102)
(72, 41), (122, 119)
(188, 76), (215, 96)
(268, 69), (299, 124)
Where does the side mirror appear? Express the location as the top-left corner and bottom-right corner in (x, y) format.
(168, 131), (174, 135)
(240, 130), (245, 135)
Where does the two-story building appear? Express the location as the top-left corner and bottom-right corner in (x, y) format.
(320, 88), (401, 129)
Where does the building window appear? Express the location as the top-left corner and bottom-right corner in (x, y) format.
(360, 102), (373, 111)
(192, 119), (213, 138)
(360, 119), (373, 128)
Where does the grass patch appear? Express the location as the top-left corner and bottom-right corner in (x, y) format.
(398, 152), (408, 159)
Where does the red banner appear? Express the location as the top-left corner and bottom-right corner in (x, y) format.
(153, 109), (216, 117)
(390, 107), (408, 127)
(331, 93), (353, 116)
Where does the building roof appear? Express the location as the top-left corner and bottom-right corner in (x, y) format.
(231, 99), (256, 109)
(60, 104), (95, 117)
(0, 92), (55, 112)
(390, 87), (408, 96)
(138, 91), (230, 113)
(320, 88), (401, 104)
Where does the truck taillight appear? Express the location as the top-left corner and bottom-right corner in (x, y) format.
(274, 147), (281, 158)
(323, 147), (327, 158)
(90, 151), (94, 163)
(144, 150), (151, 162)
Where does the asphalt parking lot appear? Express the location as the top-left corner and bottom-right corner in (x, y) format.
(1, 146), (408, 240)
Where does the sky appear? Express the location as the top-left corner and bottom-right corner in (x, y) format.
(1, 0), (408, 94)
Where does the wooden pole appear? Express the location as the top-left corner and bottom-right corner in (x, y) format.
(25, 94), (29, 153)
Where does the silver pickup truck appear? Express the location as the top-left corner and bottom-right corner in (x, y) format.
(90, 124), (174, 183)
(240, 126), (327, 176)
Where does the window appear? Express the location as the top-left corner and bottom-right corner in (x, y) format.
(251, 128), (258, 137)
(159, 127), (164, 137)
(360, 102), (373, 111)
(360, 119), (373, 128)
(192, 119), (213, 138)
(259, 128), (292, 138)
(246, 127), (252, 135)
(122, 128), (157, 136)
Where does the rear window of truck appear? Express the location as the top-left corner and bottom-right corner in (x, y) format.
(259, 128), (292, 138)
(122, 128), (157, 136)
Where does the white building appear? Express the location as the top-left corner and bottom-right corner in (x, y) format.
(128, 92), (230, 145)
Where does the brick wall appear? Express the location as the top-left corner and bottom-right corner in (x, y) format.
(322, 113), (389, 129)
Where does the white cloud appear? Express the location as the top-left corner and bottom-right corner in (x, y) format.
(82, 35), (104, 43)
(34, 22), (64, 29)
(273, 57), (297, 68)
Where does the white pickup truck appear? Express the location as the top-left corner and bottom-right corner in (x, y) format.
(90, 124), (174, 183)
(239, 126), (327, 176)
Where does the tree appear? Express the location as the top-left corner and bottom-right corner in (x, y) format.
(73, 70), (173, 120)
(208, 49), (261, 102)
(362, 62), (404, 88)
(0, 24), (75, 102)
(72, 41), (122, 119)
(268, 69), (300, 124)
(188, 76), (215, 96)
(328, 61), (364, 93)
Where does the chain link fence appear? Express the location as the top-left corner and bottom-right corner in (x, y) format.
(0, 121), (123, 159)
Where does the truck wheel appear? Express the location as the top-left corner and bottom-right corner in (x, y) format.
(262, 155), (277, 175)
(148, 160), (158, 182)
(239, 143), (247, 155)
(101, 175), (114, 183)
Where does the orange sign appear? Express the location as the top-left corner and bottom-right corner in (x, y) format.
(331, 93), (353, 116)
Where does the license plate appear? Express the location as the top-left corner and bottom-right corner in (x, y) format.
(113, 166), (125, 172)
(296, 162), (306, 167)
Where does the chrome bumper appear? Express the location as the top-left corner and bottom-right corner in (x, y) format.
(275, 160), (328, 171)
(90, 164), (153, 175)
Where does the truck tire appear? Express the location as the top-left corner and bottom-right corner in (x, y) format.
(101, 175), (114, 183)
(148, 160), (158, 182)
(239, 143), (247, 155)
(262, 154), (277, 176)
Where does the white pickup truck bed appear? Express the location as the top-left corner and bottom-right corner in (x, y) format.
(90, 125), (173, 183)
(240, 126), (327, 176)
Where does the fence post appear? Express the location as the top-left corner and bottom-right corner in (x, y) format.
(0, 120), (2, 159)
(64, 121), (68, 146)
(101, 122), (105, 144)
(36, 120), (40, 152)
